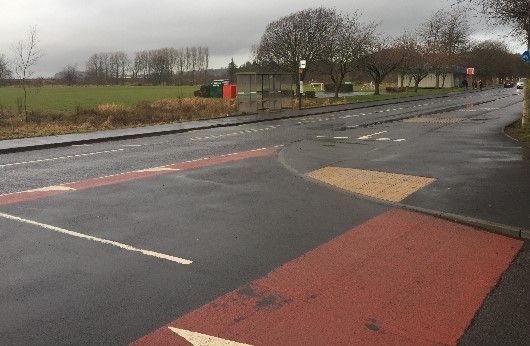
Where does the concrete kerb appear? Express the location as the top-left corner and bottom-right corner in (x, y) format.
(277, 146), (530, 241)
(0, 89), (490, 154)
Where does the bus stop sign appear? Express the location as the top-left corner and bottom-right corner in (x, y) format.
(522, 51), (530, 62)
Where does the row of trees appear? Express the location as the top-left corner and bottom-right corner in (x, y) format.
(82, 46), (209, 85)
(85, 51), (129, 84)
(460, 0), (530, 50)
(253, 7), (529, 97)
(0, 54), (11, 86)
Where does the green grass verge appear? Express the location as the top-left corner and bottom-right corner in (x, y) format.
(302, 87), (463, 108)
(505, 120), (530, 142)
(0, 85), (198, 113)
(504, 81), (530, 143)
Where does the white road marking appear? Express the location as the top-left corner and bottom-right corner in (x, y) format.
(0, 149), (126, 168)
(169, 327), (252, 346)
(358, 131), (388, 140)
(136, 167), (180, 173)
(190, 125), (280, 141)
(316, 131), (405, 142)
(0, 211), (193, 265)
(28, 186), (75, 192)
(122, 144), (143, 147)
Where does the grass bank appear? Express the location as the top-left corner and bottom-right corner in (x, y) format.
(299, 87), (462, 108)
(0, 98), (236, 140)
(505, 81), (530, 143)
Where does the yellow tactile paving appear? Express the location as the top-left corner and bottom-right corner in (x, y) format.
(307, 167), (436, 202)
(403, 117), (464, 124)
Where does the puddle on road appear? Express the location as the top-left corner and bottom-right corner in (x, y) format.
(523, 145), (530, 161)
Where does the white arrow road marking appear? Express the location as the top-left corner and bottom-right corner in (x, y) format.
(169, 327), (252, 346)
(358, 131), (388, 140)
(0, 212), (193, 265)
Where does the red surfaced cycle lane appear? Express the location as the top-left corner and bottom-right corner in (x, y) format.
(133, 209), (523, 346)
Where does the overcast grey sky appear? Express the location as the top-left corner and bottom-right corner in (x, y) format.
(0, 0), (523, 76)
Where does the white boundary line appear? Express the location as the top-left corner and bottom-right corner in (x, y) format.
(0, 149), (125, 168)
(0, 211), (193, 265)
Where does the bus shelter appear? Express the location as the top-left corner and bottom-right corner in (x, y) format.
(236, 72), (293, 114)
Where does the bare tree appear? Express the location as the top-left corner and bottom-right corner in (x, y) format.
(362, 37), (406, 95)
(396, 31), (417, 88)
(0, 54), (12, 86)
(255, 7), (337, 94)
(60, 64), (81, 85)
(203, 46), (209, 81)
(459, 0), (530, 50)
(14, 26), (41, 121)
(419, 9), (470, 88)
(319, 11), (376, 98)
(408, 41), (432, 92)
(175, 48), (185, 84)
(466, 40), (526, 83)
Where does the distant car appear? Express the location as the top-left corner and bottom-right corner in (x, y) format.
(516, 79), (526, 89)
(504, 80), (515, 88)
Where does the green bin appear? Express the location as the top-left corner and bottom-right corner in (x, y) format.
(210, 80), (229, 98)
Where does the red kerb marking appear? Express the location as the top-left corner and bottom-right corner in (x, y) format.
(65, 170), (169, 190)
(0, 190), (66, 206)
(133, 209), (523, 346)
(0, 147), (277, 206)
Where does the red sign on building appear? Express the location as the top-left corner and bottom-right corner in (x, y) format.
(467, 68), (475, 75)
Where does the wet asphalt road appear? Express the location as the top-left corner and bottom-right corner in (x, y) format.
(0, 88), (528, 344)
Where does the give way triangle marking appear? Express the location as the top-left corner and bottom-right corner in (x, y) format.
(168, 327), (252, 346)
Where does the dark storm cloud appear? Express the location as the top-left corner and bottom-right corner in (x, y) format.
(0, 0), (522, 76)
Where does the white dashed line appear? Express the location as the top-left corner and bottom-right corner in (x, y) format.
(0, 149), (126, 168)
(190, 125), (280, 141)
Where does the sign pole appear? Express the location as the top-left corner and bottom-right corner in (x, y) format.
(298, 69), (302, 110)
(298, 60), (306, 110)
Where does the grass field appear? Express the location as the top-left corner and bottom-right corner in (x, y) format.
(0, 85), (198, 113)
